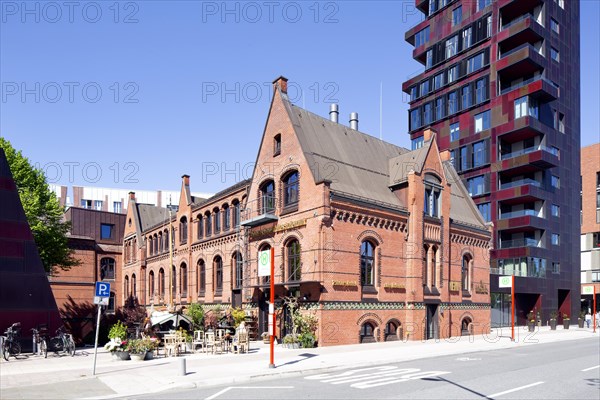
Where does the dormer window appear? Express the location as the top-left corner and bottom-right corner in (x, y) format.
(424, 174), (442, 218)
(274, 134), (281, 156)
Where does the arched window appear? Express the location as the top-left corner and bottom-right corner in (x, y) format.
(180, 262), (188, 297)
(423, 244), (429, 286)
(233, 252), (243, 288)
(180, 216), (188, 244)
(153, 234), (158, 255)
(360, 321), (376, 343)
(259, 244), (271, 284)
(159, 268), (165, 298)
(108, 292), (116, 312)
(385, 320), (400, 342)
(360, 240), (375, 286)
(274, 133), (281, 156)
(287, 239), (301, 282)
(214, 256), (223, 291)
(148, 236), (152, 256)
(148, 270), (155, 300)
(205, 212), (212, 236)
(214, 208), (221, 233)
(198, 259), (206, 295)
(131, 274), (137, 298)
(461, 317), (472, 336)
(132, 238), (137, 261)
(424, 173), (442, 218)
(197, 216), (204, 239)
(171, 265), (177, 299)
(100, 258), (115, 280)
(283, 171), (299, 207)
(158, 232), (163, 254)
(124, 275), (129, 297)
(260, 181), (275, 214)
(223, 204), (230, 231)
(233, 200), (241, 228)
(431, 245), (438, 288)
(462, 254), (472, 292)
(164, 230), (169, 253)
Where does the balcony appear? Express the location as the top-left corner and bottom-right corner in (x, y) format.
(240, 196), (279, 227)
(500, 76), (559, 101)
(499, 238), (543, 249)
(499, 209), (539, 220)
(499, 0), (543, 22)
(498, 147), (559, 174)
(497, 44), (545, 82)
(496, 116), (552, 144)
(498, 14), (544, 53)
(497, 179), (547, 205)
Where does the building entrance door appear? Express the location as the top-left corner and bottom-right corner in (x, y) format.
(426, 304), (438, 340)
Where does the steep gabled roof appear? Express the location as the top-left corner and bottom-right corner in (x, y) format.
(281, 93), (409, 206)
(135, 203), (170, 233)
(388, 139), (432, 186)
(442, 161), (488, 230)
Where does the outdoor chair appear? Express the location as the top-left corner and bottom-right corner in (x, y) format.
(163, 334), (179, 357)
(192, 330), (204, 353)
(204, 332), (216, 354)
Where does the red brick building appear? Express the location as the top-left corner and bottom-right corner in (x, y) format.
(123, 77), (492, 345)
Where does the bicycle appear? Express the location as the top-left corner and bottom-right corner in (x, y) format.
(49, 326), (75, 357)
(31, 327), (48, 358)
(2, 322), (22, 361)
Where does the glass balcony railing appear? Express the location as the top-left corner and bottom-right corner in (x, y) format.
(499, 43), (543, 60)
(501, 14), (533, 30)
(500, 145), (555, 160)
(499, 209), (539, 219)
(499, 238), (542, 249)
(499, 178), (542, 190)
(500, 76), (559, 95)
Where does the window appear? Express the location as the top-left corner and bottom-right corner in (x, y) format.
(260, 181), (275, 214)
(171, 265), (176, 299)
(477, 0), (491, 11)
(385, 320), (399, 341)
(113, 202), (122, 213)
(198, 260), (206, 294)
(550, 146), (560, 158)
(94, 200), (103, 210)
(410, 86), (418, 101)
(179, 217), (188, 244)
(550, 18), (559, 34)
(223, 205), (230, 230)
(233, 201), (240, 227)
(552, 262), (560, 274)
(420, 80), (430, 96)
(159, 268), (165, 298)
(433, 73), (444, 90)
(461, 85), (472, 109)
(411, 136), (424, 150)
(131, 274), (137, 298)
(593, 271), (600, 283)
(447, 65), (458, 84)
(214, 209), (221, 233)
(410, 109), (422, 130)
(450, 122), (460, 142)
(360, 322), (376, 343)
(205, 212), (212, 236)
(552, 175), (560, 189)
(487, 15), (492, 37)
(460, 146), (468, 171)
(415, 26), (430, 47)
(287, 240), (301, 282)
(124, 275), (129, 297)
(596, 172), (600, 188)
(435, 98), (445, 121)
(515, 96), (538, 119)
(180, 263), (188, 297)
(283, 171), (299, 207)
(551, 233), (560, 246)
(234, 253), (243, 288)
(477, 202), (491, 222)
(100, 258), (115, 280)
(448, 91), (458, 115)
(462, 255), (471, 292)
(424, 187), (441, 218)
(360, 241), (375, 286)
(476, 78), (486, 104)
(462, 27), (472, 49)
(214, 256), (223, 292)
(473, 140), (486, 168)
(81, 199), (92, 209)
(274, 134), (282, 156)
(424, 103), (433, 125)
(149, 271), (155, 299)
(197, 217), (204, 239)
(550, 47), (559, 62)
(428, 0), (437, 15)
(467, 175), (487, 196)
(558, 113), (565, 133)
(158, 233), (163, 254)
(445, 35), (458, 59)
(474, 110), (491, 133)
(426, 49), (433, 69)
(108, 292), (115, 313)
(466, 53), (485, 74)
(452, 6), (462, 26)
(551, 204), (560, 217)
(557, 0), (564, 9)
(100, 224), (114, 240)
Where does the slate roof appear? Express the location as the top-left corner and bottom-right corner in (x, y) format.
(442, 161), (488, 230)
(135, 204), (171, 232)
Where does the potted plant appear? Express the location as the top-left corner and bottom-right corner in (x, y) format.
(186, 303), (204, 331)
(104, 338), (126, 359)
(298, 332), (316, 349)
(126, 339), (146, 361)
(141, 337), (159, 360)
(563, 313), (570, 329)
(108, 321), (127, 342)
(527, 311), (536, 332)
(578, 311), (586, 328)
(177, 328), (193, 352)
(261, 332), (270, 344)
(230, 307), (246, 328)
(549, 310), (558, 330)
(283, 334), (300, 349)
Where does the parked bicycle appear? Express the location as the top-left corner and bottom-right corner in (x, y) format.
(31, 327), (48, 358)
(49, 326), (75, 357)
(2, 322), (21, 361)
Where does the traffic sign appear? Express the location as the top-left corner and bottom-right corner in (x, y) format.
(258, 250), (270, 277)
(95, 281), (111, 297)
(582, 286), (594, 295)
(94, 296), (109, 305)
(499, 276), (512, 288)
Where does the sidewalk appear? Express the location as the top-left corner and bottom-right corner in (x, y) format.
(1, 326), (598, 399)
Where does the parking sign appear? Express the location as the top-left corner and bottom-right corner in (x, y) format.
(95, 281), (111, 297)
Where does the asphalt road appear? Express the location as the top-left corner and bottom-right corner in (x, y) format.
(137, 338), (600, 400)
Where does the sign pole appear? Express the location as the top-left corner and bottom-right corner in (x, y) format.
(269, 247), (275, 368)
(593, 287), (596, 334)
(511, 275), (515, 342)
(92, 304), (102, 376)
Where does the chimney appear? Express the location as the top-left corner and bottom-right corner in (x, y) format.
(349, 112), (359, 130)
(128, 191), (136, 201)
(272, 76), (288, 94)
(182, 174), (190, 186)
(440, 149), (451, 161)
(329, 104), (339, 123)
(422, 128), (436, 142)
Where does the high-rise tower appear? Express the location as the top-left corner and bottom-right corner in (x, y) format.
(403, 0), (580, 325)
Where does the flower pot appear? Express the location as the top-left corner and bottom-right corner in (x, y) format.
(528, 322), (535, 332)
(563, 320), (570, 329)
(578, 319), (585, 328)
(144, 350), (154, 360)
(550, 320), (557, 330)
(130, 352), (146, 361)
(116, 351), (130, 360)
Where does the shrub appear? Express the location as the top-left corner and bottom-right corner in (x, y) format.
(550, 310), (558, 320)
(298, 332), (315, 348)
(186, 303), (204, 331)
(108, 321), (127, 341)
(230, 307), (246, 328)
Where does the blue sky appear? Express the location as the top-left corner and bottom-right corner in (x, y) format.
(1, 1), (599, 194)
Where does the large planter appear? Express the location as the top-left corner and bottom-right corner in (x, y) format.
(527, 322), (535, 332)
(550, 320), (557, 330)
(130, 352), (146, 361)
(144, 350), (154, 360)
(578, 319), (585, 328)
(283, 343), (300, 349)
(563, 320), (570, 329)
(116, 351), (130, 360)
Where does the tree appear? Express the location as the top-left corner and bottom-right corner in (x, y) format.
(0, 137), (78, 274)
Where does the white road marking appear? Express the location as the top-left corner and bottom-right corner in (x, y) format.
(581, 365), (600, 372)
(487, 381), (544, 398)
(205, 386), (294, 400)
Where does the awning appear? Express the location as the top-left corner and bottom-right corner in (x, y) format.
(150, 311), (193, 327)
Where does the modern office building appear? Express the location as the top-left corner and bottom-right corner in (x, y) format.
(580, 143), (600, 311)
(403, 0), (580, 325)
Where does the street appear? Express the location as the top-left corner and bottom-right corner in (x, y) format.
(139, 338), (600, 400)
